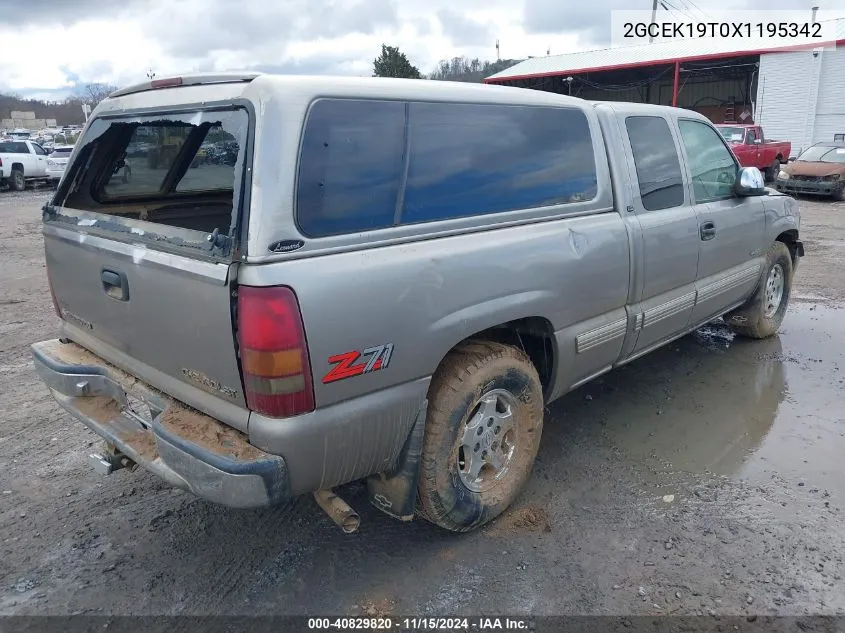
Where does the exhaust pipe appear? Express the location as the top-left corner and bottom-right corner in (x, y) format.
(313, 489), (360, 533)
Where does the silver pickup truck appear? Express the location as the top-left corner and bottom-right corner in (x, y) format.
(31, 73), (803, 533)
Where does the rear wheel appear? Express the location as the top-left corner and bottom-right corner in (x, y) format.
(416, 341), (544, 532)
(726, 241), (793, 339)
(9, 169), (25, 192)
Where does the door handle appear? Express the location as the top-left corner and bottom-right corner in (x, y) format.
(101, 269), (129, 301)
(700, 221), (717, 241)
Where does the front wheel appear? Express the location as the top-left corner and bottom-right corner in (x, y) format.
(416, 341), (544, 532)
(726, 241), (793, 339)
(766, 160), (780, 183)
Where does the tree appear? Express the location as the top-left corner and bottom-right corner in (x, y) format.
(373, 44), (422, 79)
(429, 56), (524, 83)
(83, 83), (119, 107)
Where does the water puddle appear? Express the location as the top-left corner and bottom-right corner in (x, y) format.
(545, 303), (845, 501)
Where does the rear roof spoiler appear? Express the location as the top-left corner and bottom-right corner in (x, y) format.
(108, 72), (261, 99)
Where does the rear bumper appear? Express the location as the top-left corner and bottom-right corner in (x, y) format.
(32, 337), (431, 505)
(45, 167), (64, 181)
(774, 180), (843, 196)
(31, 339), (290, 508)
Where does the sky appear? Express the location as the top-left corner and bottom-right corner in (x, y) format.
(2, 0), (845, 100)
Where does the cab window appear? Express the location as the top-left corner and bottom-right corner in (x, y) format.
(678, 120), (738, 203)
(625, 116), (684, 211)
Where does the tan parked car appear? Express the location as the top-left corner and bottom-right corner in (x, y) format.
(774, 142), (845, 201)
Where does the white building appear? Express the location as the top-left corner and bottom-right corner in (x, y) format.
(756, 43), (845, 155)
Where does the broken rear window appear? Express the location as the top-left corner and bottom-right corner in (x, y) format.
(100, 113), (245, 198)
(55, 108), (249, 243)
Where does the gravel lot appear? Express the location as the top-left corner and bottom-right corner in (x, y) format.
(1, 188), (844, 619)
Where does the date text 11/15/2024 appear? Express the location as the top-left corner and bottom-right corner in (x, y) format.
(307, 617), (530, 630)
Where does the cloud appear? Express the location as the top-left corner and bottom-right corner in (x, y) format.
(4, 0), (843, 101)
(436, 8), (495, 47)
(134, 0), (400, 59)
(522, 0), (623, 47)
(0, 0), (145, 25)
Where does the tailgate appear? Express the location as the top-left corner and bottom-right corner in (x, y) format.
(43, 104), (251, 431)
(44, 223), (248, 428)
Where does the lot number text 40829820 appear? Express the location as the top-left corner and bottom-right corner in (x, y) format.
(307, 617), (530, 630)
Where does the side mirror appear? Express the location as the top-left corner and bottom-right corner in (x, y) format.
(734, 167), (767, 197)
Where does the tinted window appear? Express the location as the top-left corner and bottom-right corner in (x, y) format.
(678, 120), (738, 203)
(51, 147), (73, 156)
(297, 99), (406, 237)
(625, 116), (684, 211)
(0, 141), (29, 153)
(32, 143), (47, 155)
(401, 103), (597, 224)
(746, 129), (756, 144)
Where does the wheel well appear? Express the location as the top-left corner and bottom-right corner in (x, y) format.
(459, 317), (556, 400)
(775, 153), (783, 162)
(776, 229), (799, 265)
(11, 163), (23, 172)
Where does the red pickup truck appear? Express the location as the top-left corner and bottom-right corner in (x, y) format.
(716, 124), (791, 182)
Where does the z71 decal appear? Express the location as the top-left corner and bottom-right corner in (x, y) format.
(322, 344), (394, 384)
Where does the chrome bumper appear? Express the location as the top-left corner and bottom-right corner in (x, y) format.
(30, 339), (290, 508)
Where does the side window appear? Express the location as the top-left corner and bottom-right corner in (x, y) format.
(296, 99), (406, 238)
(625, 116), (685, 211)
(678, 120), (738, 203)
(401, 103), (597, 224)
(746, 129), (756, 144)
(32, 143), (47, 155)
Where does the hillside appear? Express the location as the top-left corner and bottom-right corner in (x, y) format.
(0, 94), (87, 126)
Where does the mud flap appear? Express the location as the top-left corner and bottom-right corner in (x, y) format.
(366, 399), (428, 521)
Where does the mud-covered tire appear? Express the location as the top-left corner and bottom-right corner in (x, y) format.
(9, 169), (25, 192)
(726, 241), (793, 339)
(834, 185), (845, 202)
(416, 340), (544, 532)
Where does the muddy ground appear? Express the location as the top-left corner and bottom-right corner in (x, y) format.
(1, 189), (844, 619)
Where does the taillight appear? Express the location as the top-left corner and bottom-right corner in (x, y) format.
(46, 267), (61, 318)
(237, 286), (315, 417)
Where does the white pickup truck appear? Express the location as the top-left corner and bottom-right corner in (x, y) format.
(0, 139), (50, 191)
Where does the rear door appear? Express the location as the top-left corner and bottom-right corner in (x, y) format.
(676, 117), (766, 325)
(30, 142), (48, 176)
(616, 110), (701, 359)
(45, 106), (252, 431)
